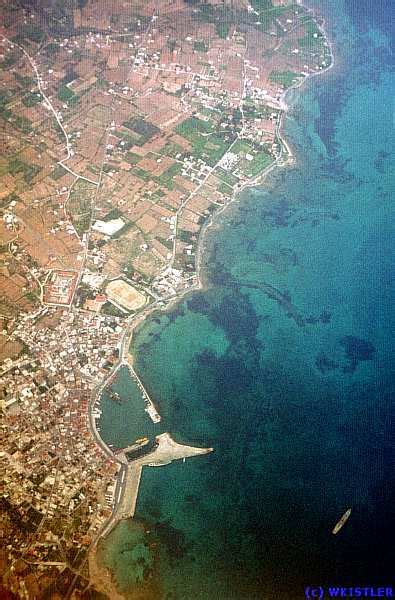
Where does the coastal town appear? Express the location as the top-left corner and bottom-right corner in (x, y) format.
(0, 0), (331, 597)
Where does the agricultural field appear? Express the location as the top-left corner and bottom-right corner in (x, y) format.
(176, 117), (233, 166)
(269, 70), (302, 89)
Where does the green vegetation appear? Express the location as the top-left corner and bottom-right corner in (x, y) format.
(175, 117), (232, 166)
(116, 132), (139, 151)
(251, 0), (273, 9)
(14, 72), (35, 87)
(0, 101), (33, 133)
(303, 18), (322, 35)
(178, 229), (195, 244)
(203, 136), (230, 166)
(67, 181), (96, 236)
(298, 19), (325, 50)
(42, 42), (60, 56)
(232, 139), (253, 156)
(157, 237), (173, 251)
(242, 150), (273, 178)
(53, 121), (65, 143)
(230, 138), (273, 178)
(61, 70), (78, 86)
(101, 302), (126, 318)
(0, 192), (20, 209)
(0, 90), (12, 107)
(243, 100), (278, 120)
(193, 4), (233, 39)
(218, 182), (233, 195)
(14, 114), (32, 133)
(125, 151), (141, 165)
(102, 208), (124, 221)
(37, 141), (47, 153)
(0, 52), (18, 69)
(13, 23), (45, 44)
(215, 167), (239, 187)
(250, 2), (294, 33)
(22, 91), (42, 107)
(269, 70), (301, 89)
(123, 117), (160, 146)
(57, 84), (78, 106)
(194, 40), (208, 52)
(131, 167), (151, 182)
(103, 163), (119, 174)
(232, 107), (242, 124)
(159, 141), (185, 159)
(24, 291), (39, 304)
(72, 214), (91, 236)
(50, 165), (68, 181)
(216, 23), (230, 39)
(155, 163), (183, 190)
(152, 189), (165, 199)
(167, 39), (177, 53)
(9, 157), (41, 183)
(199, 106), (216, 118)
(176, 117), (212, 140)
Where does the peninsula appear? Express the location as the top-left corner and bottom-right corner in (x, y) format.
(0, 0), (332, 597)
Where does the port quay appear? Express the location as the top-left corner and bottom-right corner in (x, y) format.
(90, 312), (161, 455)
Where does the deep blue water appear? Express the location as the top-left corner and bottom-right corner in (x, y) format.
(103, 1), (395, 598)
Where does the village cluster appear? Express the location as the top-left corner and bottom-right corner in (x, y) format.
(1, 306), (123, 594)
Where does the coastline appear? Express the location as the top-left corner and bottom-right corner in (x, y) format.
(87, 5), (335, 598)
(167, 14), (336, 309)
(89, 548), (125, 600)
(3, 0), (393, 594)
(169, 0), (336, 305)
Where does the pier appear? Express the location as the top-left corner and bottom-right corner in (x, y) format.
(122, 352), (161, 423)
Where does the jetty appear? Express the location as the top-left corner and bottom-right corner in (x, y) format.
(123, 352), (161, 423)
(101, 433), (213, 537)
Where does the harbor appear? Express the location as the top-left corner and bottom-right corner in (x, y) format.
(101, 433), (213, 538)
(95, 365), (162, 450)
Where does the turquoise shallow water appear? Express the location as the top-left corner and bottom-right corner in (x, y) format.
(101, 1), (394, 598)
(98, 366), (163, 448)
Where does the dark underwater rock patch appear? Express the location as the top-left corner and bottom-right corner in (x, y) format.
(374, 149), (390, 174)
(340, 335), (375, 372)
(153, 520), (192, 564)
(208, 291), (261, 344)
(315, 353), (339, 374)
(187, 292), (211, 314)
(305, 311), (332, 325)
(167, 304), (185, 322)
(260, 198), (295, 228)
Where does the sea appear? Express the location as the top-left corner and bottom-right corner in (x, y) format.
(97, 1), (395, 598)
